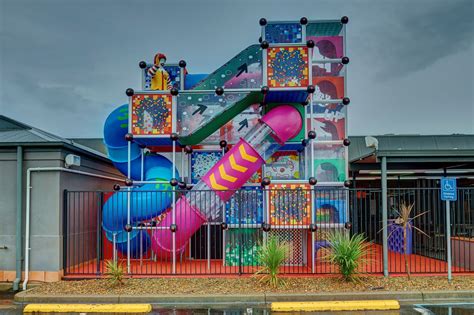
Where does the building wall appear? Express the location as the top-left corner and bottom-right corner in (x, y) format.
(0, 145), (122, 282)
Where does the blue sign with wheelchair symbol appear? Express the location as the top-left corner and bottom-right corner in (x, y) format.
(441, 177), (457, 201)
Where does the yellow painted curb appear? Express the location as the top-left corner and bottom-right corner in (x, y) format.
(271, 300), (400, 312)
(23, 303), (152, 313)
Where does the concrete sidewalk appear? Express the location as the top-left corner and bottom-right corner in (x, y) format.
(14, 290), (474, 307)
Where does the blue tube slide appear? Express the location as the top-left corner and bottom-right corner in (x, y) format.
(102, 104), (177, 257)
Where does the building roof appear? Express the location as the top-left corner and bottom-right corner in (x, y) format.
(0, 115), (108, 160)
(349, 134), (474, 163)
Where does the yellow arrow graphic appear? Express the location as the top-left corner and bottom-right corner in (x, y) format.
(239, 144), (258, 163)
(209, 173), (228, 190)
(219, 165), (237, 183)
(229, 154), (248, 173)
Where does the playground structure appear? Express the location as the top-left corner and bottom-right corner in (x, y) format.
(100, 17), (352, 273)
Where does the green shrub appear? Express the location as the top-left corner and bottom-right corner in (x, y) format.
(255, 235), (289, 287)
(105, 260), (125, 286)
(325, 230), (370, 282)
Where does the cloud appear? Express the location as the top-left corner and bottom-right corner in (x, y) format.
(360, 0), (474, 80)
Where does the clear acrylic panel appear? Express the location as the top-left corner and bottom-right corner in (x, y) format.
(177, 91), (248, 136)
(307, 114), (346, 141)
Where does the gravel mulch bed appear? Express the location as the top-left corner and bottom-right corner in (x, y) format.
(28, 276), (474, 296)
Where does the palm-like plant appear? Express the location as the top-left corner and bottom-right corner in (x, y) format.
(105, 260), (125, 286)
(325, 230), (370, 282)
(255, 235), (289, 288)
(389, 202), (429, 280)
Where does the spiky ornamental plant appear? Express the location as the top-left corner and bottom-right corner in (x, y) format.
(255, 235), (289, 288)
(389, 202), (429, 280)
(325, 230), (371, 282)
(105, 260), (125, 286)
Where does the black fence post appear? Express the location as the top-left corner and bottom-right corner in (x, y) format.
(62, 189), (68, 275)
(96, 192), (103, 275)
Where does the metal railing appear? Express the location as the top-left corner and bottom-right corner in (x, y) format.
(62, 187), (474, 277)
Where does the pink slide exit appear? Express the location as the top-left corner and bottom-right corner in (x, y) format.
(151, 105), (303, 256)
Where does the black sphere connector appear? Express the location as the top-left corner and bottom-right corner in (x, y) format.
(308, 130), (316, 139)
(261, 223), (271, 232)
(113, 184), (121, 191)
(184, 145), (193, 154)
(170, 178), (178, 187)
(343, 138), (351, 146)
(139, 61), (147, 69)
(259, 18), (267, 26)
(309, 177), (318, 186)
(186, 185), (193, 190)
(224, 146), (230, 153)
(345, 222), (352, 230)
(307, 85), (316, 94)
(138, 221), (146, 227)
(125, 178), (133, 186)
(341, 56), (350, 65)
(301, 100), (309, 106)
(219, 140), (227, 148)
(300, 17), (308, 25)
(170, 133), (179, 141)
(261, 177), (271, 187)
(125, 133), (133, 142)
(178, 60), (187, 68)
(309, 223), (317, 232)
(301, 139), (309, 147)
(151, 220), (158, 227)
(341, 16), (349, 24)
(261, 86), (269, 95)
(178, 181), (187, 190)
(221, 222), (229, 230)
(344, 180), (352, 188)
(125, 88), (134, 97)
(215, 87), (224, 96)
(258, 36), (262, 43)
(124, 224), (133, 232)
(170, 87), (179, 96)
(260, 41), (269, 49)
(170, 224), (177, 233)
(306, 40), (315, 48)
(342, 97), (350, 105)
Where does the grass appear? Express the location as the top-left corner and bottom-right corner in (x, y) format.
(105, 260), (125, 286)
(254, 235), (289, 288)
(324, 230), (371, 282)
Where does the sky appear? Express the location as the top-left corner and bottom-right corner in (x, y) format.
(1, 0), (473, 138)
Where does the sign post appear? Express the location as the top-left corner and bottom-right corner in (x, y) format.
(441, 177), (457, 282)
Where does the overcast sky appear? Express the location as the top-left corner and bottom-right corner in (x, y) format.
(1, 0), (473, 138)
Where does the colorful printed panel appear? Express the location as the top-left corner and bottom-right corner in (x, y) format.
(265, 151), (302, 180)
(309, 36), (343, 59)
(190, 151), (223, 184)
(267, 46), (309, 88)
(269, 183), (312, 225)
(313, 144), (346, 183)
(225, 228), (261, 266)
(131, 94), (172, 135)
(225, 186), (264, 224)
(143, 65), (182, 90)
(314, 189), (347, 224)
(306, 22), (342, 37)
(306, 115), (346, 141)
(313, 76), (344, 100)
(264, 23), (303, 43)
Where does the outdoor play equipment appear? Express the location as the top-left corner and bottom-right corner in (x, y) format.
(102, 17), (350, 270)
